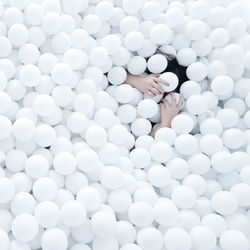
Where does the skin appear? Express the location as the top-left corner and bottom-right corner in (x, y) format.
(125, 73), (169, 96)
(149, 93), (185, 137)
(124, 73), (185, 137)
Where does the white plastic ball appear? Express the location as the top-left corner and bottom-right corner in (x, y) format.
(149, 24), (173, 45)
(207, 6), (228, 27)
(124, 31), (144, 52)
(153, 198), (179, 226)
(85, 125), (107, 147)
(147, 54), (168, 74)
(0, 177), (15, 203)
(137, 99), (158, 118)
(18, 43), (40, 64)
(0, 36), (12, 58)
(95, 1), (114, 21)
(192, 38), (212, 57)
(200, 118), (223, 135)
(42, 13), (62, 35)
(53, 152), (76, 175)
(201, 213), (227, 237)
(222, 44), (244, 65)
(8, 24), (29, 46)
(165, 8), (184, 28)
(222, 128), (245, 149)
(34, 201), (60, 228)
(137, 227), (163, 250)
(33, 94), (56, 117)
(171, 185), (197, 209)
(174, 134), (198, 155)
(230, 183), (250, 207)
(0, 115), (12, 139)
(100, 166), (124, 190)
(176, 48), (197, 67)
(211, 191), (238, 215)
(0, 228), (9, 250)
(11, 213), (39, 242)
(76, 149), (100, 173)
(199, 134), (223, 155)
(41, 228), (68, 250)
(158, 72), (179, 92)
(164, 227), (192, 250)
(61, 200), (86, 228)
(211, 151), (235, 174)
(190, 226), (216, 250)
(188, 1), (210, 19)
(127, 57), (146, 76)
(150, 141), (173, 163)
(148, 165), (171, 188)
(108, 190), (132, 214)
(63, 49), (88, 70)
(128, 201), (153, 227)
(32, 177), (57, 201)
(186, 95), (208, 115)
(186, 62), (208, 82)
(19, 64), (41, 87)
(51, 63), (73, 86)
(171, 114), (194, 134)
(168, 157), (189, 180)
(66, 112), (88, 134)
(101, 35), (121, 55)
(178, 210), (201, 232)
(185, 20), (207, 40)
(131, 118), (152, 136)
(76, 187), (101, 212)
(227, 18), (247, 38)
(89, 47), (108, 67)
(34, 124), (56, 147)
(122, 0), (143, 14)
(220, 230), (249, 250)
(91, 211), (117, 239)
(82, 14), (101, 34)
(25, 154), (49, 179)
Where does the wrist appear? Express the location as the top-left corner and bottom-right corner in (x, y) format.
(126, 74), (138, 87)
(159, 121), (171, 128)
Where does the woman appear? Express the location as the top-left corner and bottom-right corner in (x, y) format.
(124, 52), (187, 137)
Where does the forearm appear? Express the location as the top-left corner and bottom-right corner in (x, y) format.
(149, 122), (171, 137)
(124, 72), (140, 87)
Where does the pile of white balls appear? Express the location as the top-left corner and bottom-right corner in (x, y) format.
(0, 0), (250, 249)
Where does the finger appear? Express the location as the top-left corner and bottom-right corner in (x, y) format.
(177, 96), (185, 109)
(163, 98), (170, 107)
(150, 87), (161, 96)
(146, 89), (155, 97)
(154, 77), (170, 86)
(151, 73), (161, 77)
(171, 92), (177, 105)
(160, 102), (164, 111)
(152, 82), (165, 94)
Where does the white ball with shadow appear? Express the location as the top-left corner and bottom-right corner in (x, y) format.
(171, 114), (194, 134)
(147, 54), (168, 73)
(186, 62), (207, 81)
(137, 99), (158, 118)
(186, 95), (208, 115)
(158, 72), (179, 92)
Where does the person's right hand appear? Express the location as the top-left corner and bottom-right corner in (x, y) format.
(160, 92), (185, 127)
(128, 74), (169, 97)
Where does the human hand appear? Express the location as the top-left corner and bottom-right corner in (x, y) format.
(160, 92), (185, 127)
(128, 73), (169, 97)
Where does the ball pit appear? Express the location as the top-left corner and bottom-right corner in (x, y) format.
(0, 0), (249, 249)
